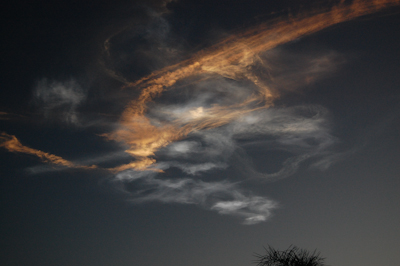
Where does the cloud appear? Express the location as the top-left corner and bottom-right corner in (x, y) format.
(168, 162), (228, 175)
(0, 112), (11, 120)
(2, 0), (400, 224)
(0, 132), (96, 170)
(103, 0), (398, 174)
(0, 111), (27, 121)
(34, 78), (86, 125)
(159, 104), (336, 181)
(113, 168), (278, 224)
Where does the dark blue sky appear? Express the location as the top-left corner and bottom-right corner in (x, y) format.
(1, 1), (400, 266)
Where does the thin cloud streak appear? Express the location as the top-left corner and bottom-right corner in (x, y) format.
(0, 111), (27, 121)
(0, 132), (96, 170)
(113, 168), (278, 224)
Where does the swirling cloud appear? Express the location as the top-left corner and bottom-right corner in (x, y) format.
(2, 0), (399, 224)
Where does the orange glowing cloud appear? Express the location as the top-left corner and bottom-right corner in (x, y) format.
(103, 0), (400, 171)
(2, 0), (399, 173)
(0, 132), (96, 170)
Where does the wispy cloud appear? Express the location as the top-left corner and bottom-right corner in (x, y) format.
(0, 112), (11, 120)
(113, 168), (277, 224)
(0, 132), (96, 170)
(102, 0), (398, 173)
(2, 0), (399, 224)
(0, 111), (27, 121)
(34, 78), (86, 125)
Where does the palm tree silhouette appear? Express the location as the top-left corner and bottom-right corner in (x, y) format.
(254, 245), (326, 266)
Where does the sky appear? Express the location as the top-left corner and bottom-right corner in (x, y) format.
(1, 0), (400, 265)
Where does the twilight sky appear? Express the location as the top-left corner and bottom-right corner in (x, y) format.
(1, 0), (400, 265)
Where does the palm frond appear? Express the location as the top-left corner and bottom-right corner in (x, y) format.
(253, 245), (326, 266)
